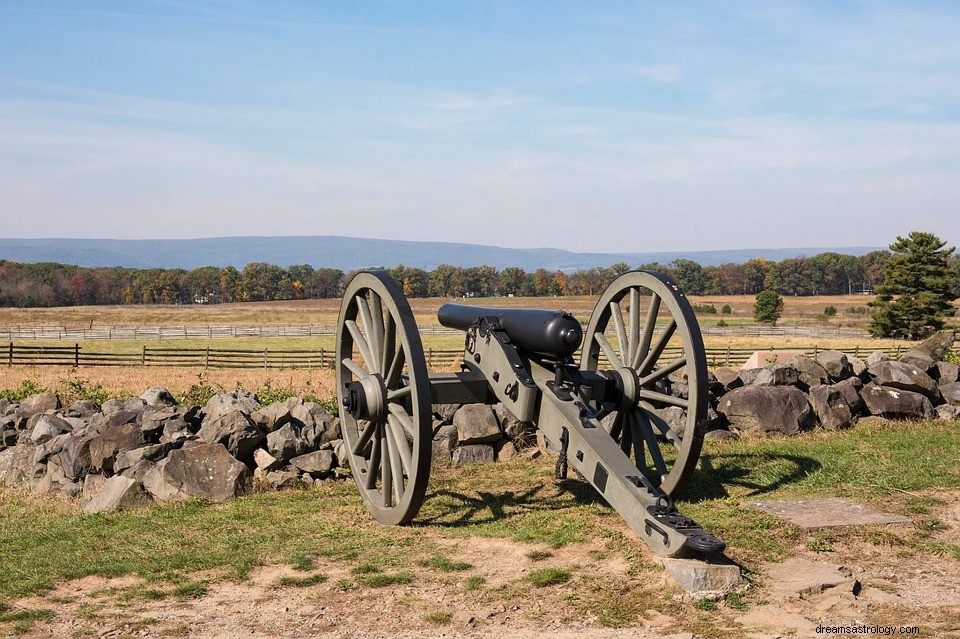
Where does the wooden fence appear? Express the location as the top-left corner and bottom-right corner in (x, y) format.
(6, 342), (949, 370)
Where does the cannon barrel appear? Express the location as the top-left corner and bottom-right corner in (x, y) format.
(438, 303), (583, 357)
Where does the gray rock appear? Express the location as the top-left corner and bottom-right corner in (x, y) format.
(704, 429), (740, 442)
(61, 400), (100, 418)
(865, 350), (889, 367)
(89, 423), (146, 473)
(198, 410), (264, 460)
(935, 404), (960, 420)
(716, 386), (816, 436)
(251, 402), (293, 433)
(816, 350), (852, 381)
(140, 387), (177, 407)
(266, 423), (306, 463)
(102, 397), (147, 418)
(752, 363), (800, 387)
(291, 402), (340, 449)
(848, 355), (868, 379)
(50, 435), (94, 481)
(254, 448), (281, 471)
(141, 405), (200, 440)
(788, 355), (829, 389)
(289, 450), (335, 478)
(433, 403), (462, 424)
(936, 362), (960, 386)
(453, 404), (502, 445)
(494, 439), (517, 461)
(833, 377), (865, 414)
(536, 430), (561, 456)
(333, 439), (350, 469)
(30, 414), (72, 444)
(119, 457), (155, 483)
(204, 390), (260, 420)
(808, 385), (854, 430)
(712, 367), (743, 390)
(15, 391), (60, 421)
(87, 406), (143, 437)
(263, 470), (303, 490)
(2, 428), (17, 447)
(432, 423), (457, 464)
(453, 444), (495, 465)
(869, 360), (939, 400)
(658, 556), (742, 594)
(152, 443), (250, 502)
(939, 382), (960, 406)
(0, 398), (12, 416)
(915, 329), (956, 361)
(493, 404), (535, 447)
(657, 406), (687, 439)
(737, 368), (763, 386)
(31, 433), (71, 467)
(81, 473), (108, 502)
(900, 349), (935, 373)
(861, 385), (934, 420)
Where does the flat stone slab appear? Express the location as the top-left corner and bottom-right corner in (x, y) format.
(762, 557), (858, 600)
(748, 497), (911, 530)
(657, 556), (742, 594)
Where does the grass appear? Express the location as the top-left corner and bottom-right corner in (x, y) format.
(423, 610), (453, 625)
(277, 573), (328, 587)
(525, 549), (554, 561)
(465, 576), (485, 590)
(529, 567), (571, 587)
(425, 555), (472, 572)
(357, 572), (413, 588)
(0, 607), (56, 634)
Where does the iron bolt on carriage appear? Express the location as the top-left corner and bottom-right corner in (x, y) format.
(335, 270), (724, 557)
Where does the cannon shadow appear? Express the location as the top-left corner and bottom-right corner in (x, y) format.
(682, 452), (822, 503)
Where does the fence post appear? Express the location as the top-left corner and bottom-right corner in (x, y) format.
(854, 345), (860, 358)
(813, 344), (819, 358)
(264, 348), (268, 369)
(204, 347), (209, 369)
(320, 348), (326, 368)
(74, 343), (79, 367)
(7, 342), (11, 366)
(895, 344), (901, 359)
(141, 345), (146, 367)
(428, 348), (433, 369)
(725, 346), (731, 367)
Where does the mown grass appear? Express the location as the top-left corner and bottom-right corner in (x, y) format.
(0, 419), (957, 605)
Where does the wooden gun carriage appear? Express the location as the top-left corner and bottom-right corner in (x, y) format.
(335, 270), (724, 557)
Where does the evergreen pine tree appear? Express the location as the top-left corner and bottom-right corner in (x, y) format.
(869, 231), (957, 339)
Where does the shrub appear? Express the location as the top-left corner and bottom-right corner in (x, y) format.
(823, 305), (837, 317)
(721, 304), (732, 314)
(753, 290), (784, 324)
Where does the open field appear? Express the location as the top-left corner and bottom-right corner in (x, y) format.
(1, 420), (959, 637)
(5, 294), (955, 330)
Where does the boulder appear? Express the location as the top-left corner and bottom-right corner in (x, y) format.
(452, 404), (502, 445)
(0, 398), (12, 416)
(433, 404), (462, 424)
(915, 329), (956, 361)
(816, 350), (852, 381)
(89, 423), (146, 473)
(50, 435), (94, 481)
(657, 406), (687, 439)
(712, 367), (743, 391)
(861, 386), (934, 420)
(81, 475), (150, 514)
(788, 356), (829, 389)
(453, 444), (495, 465)
(493, 404), (535, 446)
(752, 362), (799, 387)
(29, 414), (72, 444)
(716, 386), (816, 436)
(204, 390), (260, 420)
(865, 350), (889, 367)
(251, 402), (293, 433)
(147, 443), (250, 502)
(494, 439), (517, 461)
(704, 429), (740, 442)
(31, 433), (71, 467)
(833, 377), (865, 415)
(140, 387), (177, 408)
(869, 361), (939, 400)
(900, 350), (935, 373)
(253, 448), (281, 471)
(848, 355), (869, 379)
(808, 385), (854, 430)
(262, 470), (303, 491)
(141, 406), (200, 440)
(197, 410), (264, 460)
(62, 400), (100, 418)
(87, 406), (143, 436)
(432, 423), (457, 464)
(289, 450), (335, 478)
(737, 368), (763, 386)
(81, 473), (108, 502)
(291, 402), (340, 449)
(935, 404), (960, 420)
(15, 391), (60, 421)
(266, 423), (307, 463)
(333, 439), (350, 469)
(935, 362), (960, 386)
(939, 382), (960, 406)
(101, 397), (147, 418)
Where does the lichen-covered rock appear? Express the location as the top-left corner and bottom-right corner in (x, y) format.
(146, 443), (250, 502)
(89, 423), (146, 473)
(290, 450), (335, 478)
(788, 356), (829, 389)
(935, 404), (960, 420)
(203, 390), (260, 420)
(869, 361), (939, 400)
(716, 386), (816, 436)
(140, 387), (177, 408)
(454, 444), (495, 465)
(266, 423), (306, 463)
(197, 410), (264, 460)
(752, 363), (800, 387)
(251, 402), (293, 433)
(939, 382), (960, 406)
(453, 404), (502, 445)
(861, 385), (934, 420)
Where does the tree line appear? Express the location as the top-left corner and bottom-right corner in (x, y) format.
(1, 249), (959, 308)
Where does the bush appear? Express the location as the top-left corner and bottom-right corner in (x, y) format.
(691, 303), (717, 314)
(823, 305), (837, 317)
(845, 306), (868, 315)
(753, 290), (784, 324)
(721, 304), (732, 314)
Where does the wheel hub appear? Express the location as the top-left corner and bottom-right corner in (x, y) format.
(612, 366), (640, 411)
(342, 374), (387, 421)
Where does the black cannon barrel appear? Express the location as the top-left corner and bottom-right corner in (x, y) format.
(437, 303), (583, 357)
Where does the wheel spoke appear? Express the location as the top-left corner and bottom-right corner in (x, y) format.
(619, 416), (633, 455)
(628, 412), (645, 471)
(639, 318), (676, 374)
(380, 312), (396, 377)
(385, 422), (405, 502)
(356, 295), (382, 373)
(637, 388), (688, 409)
(639, 401), (681, 450)
(346, 319), (378, 374)
(365, 425), (382, 489)
(635, 410), (669, 479)
(594, 333), (623, 369)
(631, 293), (661, 369)
(342, 357), (367, 379)
(628, 287), (640, 365)
(610, 301), (629, 364)
(386, 346), (406, 388)
(388, 403), (416, 439)
(638, 357), (687, 386)
(369, 291), (385, 359)
(387, 386), (412, 401)
(380, 425), (392, 506)
(387, 415), (413, 474)
(608, 412), (624, 440)
(353, 420), (376, 455)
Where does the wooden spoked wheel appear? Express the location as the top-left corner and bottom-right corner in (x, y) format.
(581, 270), (707, 497)
(336, 271), (432, 525)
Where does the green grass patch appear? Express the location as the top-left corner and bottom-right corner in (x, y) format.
(0, 606), (55, 633)
(465, 575), (485, 590)
(529, 567), (571, 587)
(525, 549), (553, 561)
(426, 555), (472, 572)
(693, 598), (717, 611)
(358, 572), (413, 588)
(287, 552), (316, 572)
(277, 573), (328, 587)
(423, 610), (453, 625)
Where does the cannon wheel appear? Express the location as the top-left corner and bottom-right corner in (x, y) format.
(581, 270), (707, 497)
(336, 271), (432, 525)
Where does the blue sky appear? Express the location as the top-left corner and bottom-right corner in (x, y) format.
(1, 1), (959, 253)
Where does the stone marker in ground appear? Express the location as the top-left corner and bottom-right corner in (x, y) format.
(656, 556), (742, 594)
(762, 557), (859, 600)
(749, 497), (911, 529)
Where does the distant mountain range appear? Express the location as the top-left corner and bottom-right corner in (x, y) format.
(0, 236), (884, 271)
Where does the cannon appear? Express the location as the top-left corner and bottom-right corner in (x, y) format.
(335, 270), (724, 557)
